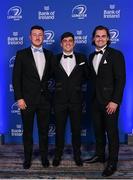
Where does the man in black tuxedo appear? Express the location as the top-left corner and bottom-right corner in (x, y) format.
(13, 25), (54, 169)
(52, 32), (89, 167)
(85, 25), (126, 177)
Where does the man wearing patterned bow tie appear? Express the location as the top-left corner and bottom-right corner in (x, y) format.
(52, 32), (89, 167)
(85, 25), (126, 177)
(13, 25), (54, 169)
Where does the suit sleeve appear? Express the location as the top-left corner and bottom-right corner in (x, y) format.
(12, 51), (23, 101)
(112, 51), (126, 104)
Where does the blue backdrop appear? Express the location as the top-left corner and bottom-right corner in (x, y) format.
(0, 0), (133, 144)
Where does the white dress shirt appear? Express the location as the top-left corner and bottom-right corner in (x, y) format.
(31, 45), (46, 80)
(61, 52), (76, 76)
(93, 46), (106, 74)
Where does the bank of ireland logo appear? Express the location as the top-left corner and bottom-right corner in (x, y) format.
(48, 124), (55, 137)
(7, 6), (22, 21)
(72, 4), (87, 19)
(38, 5), (55, 20)
(75, 30), (87, 44)
(44, 30), (55, 45)
(11, 102), (20, 115)
(7, 31), (24, 45)
(81, 129), (87, 137)
(110, 4), (115, 9)
(110, 29), (119, 44)
(9, 56), (16, 68)
(103, 4), (120, 19)
(11, 124), (23, 137)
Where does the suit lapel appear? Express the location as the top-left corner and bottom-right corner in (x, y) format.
(68, 53), (79, 77)
(90, 53), (97, 76)
(27, 48), (40, 79)
(90, 48), (110, 76)
(41, 49), (48, 79)
(57, 53), (82, 78)
(98, 48), (110, 74)
(57, 53), (69, 77)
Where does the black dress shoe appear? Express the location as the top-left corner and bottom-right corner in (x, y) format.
(42, 158), (50, 168)
(52, 157), (61, 167)
(23, 160), (31, 169)
(74, 157), (83, 166)
(84, 155), (105, 163)
(102, 163), (117, 177)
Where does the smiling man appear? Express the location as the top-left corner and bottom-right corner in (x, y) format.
(84, 25), (126, 177)
(52, 32), (89, 167)
(13, 25), (54, 169)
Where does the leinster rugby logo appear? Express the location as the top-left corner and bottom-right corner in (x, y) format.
(44, 30), (55, 45)
(9, 56), (16, 68)
(48, 124), (55, 137)
(72, 4), (87, 19)
(48, 79), (55, 92)
(7, 6), (22, 21)
(109, 29), (119, 44)
(11, 102), (20, 115)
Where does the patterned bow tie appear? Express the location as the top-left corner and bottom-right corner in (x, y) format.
(33, 48), (43, 53)
(64, 54), (73, 58)
(94, 50), (103, 55)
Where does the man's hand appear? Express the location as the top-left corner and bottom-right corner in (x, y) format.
(106, 102), (118, 114)
(17, 99), (27, 110)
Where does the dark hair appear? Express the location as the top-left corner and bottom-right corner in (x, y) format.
(92, 25), (111, 46)
(30, 25), (44, 34)
(61, 32), (74, 41)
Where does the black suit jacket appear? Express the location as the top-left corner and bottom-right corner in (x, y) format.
(13, 47), (54, 105)
(52, 52), (89, 104)
(89, 47), (126, 105)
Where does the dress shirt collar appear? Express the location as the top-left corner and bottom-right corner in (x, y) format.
(31, 45), (43, 52)
(95, 45), (107, 54)
(63, 51), (74, 56)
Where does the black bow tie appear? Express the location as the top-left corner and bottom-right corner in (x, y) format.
(94, 50), (103, 55)
(64, 54), (73, 58)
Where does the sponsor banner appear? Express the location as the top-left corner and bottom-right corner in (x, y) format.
(2, 1), (129, 144)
